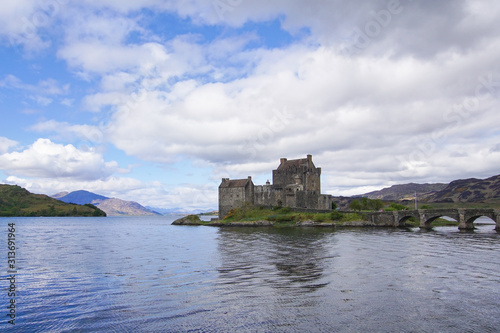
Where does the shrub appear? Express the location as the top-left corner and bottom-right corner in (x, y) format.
(329, 211), (343, 221)
(389, 203), (407, 211)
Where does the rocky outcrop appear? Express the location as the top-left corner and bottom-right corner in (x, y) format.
(172, 215), (204, 225)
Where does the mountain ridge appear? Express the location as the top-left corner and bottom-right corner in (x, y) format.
(54, 190), (108, 205)
(361, 183), (448, 201)
(359, 174), (500, 204)
(55, 190), (161, 216)
(425, 174), (500, 203)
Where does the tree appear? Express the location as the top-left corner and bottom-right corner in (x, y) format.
(331, 201), (338, 210)
(349, 200), (362, 211)
(371, 199), (384, 211)
(360, 197), (370, 210)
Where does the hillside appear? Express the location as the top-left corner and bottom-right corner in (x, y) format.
(425, 175), (500, 203)
(0, 185), (106, 217)
(55, 190), (161, 216)
(362, 183), (447, 201)
(92, 198), (161, 216)
(357, 174), (500, 207)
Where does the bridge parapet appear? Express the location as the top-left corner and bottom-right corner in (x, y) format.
(365, 208), (500, 230)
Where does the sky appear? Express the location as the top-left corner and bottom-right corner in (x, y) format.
(1, 0), (500, 211)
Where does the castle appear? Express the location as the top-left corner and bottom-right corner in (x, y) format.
(218, 155), (334, 219)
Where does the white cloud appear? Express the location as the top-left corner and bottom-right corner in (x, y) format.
(0, 0), (67, 50)
(30, 120), (105, 144)
(78, 0), (166, 14)
(97, 36), (500, 197)
(0, 75), (69, 106)
(4, 0), (500, 200)
(0, 137), (18, 154)
(105, 43), (500, 152)
(0, 75), (69, 95)
(60, 98), (74, 106)
(0, 138), (118, 180)
(30, 95), (52, 106)
(160, 0), (500, 59)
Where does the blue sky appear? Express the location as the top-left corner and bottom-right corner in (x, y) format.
(1, 0), (500, 211)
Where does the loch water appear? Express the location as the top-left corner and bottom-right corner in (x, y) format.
(1, 216), (499, 332)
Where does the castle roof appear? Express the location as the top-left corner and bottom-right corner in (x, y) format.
(276, 155), (315, 170)
(219, 177), (253, 188)
(277, 158), (308, 170)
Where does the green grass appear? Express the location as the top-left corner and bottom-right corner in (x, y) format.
(221, 204), (364, 225)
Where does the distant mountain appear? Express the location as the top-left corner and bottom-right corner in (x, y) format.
(92, 198), (161, 216)
(56, 190), (108, 205)
(52, 191), (69, 199)
(357, 174), (500, 204)
(145, 206), (218, 215)
(55, 190), (161, 216)
(146, 206), (190, 215)
(361, 183), (447, 201)
(0, 185), (106, 217)
(425, 175), (500, 203)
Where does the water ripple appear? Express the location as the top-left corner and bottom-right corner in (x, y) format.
(0, 217), (499, 332)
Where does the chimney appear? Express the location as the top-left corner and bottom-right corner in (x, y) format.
(280, 158), (287, 165)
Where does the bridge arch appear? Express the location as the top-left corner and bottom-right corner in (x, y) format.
(464, 209), (500, 230)
(395, 211), (420, 227)
(417, 209), (460, 229)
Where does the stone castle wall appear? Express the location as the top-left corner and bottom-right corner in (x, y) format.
(218, 155), (333, 219)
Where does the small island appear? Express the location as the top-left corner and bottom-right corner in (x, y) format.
(173, 204), (398, 228)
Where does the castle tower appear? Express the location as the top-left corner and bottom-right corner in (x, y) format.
(218, 177), (254, 219)
(272, 155), (321, 193)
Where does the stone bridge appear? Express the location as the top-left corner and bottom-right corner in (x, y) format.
(366, 208), (500, 230)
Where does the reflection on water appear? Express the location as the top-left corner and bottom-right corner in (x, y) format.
(0, 217), (499, 332)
